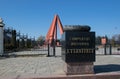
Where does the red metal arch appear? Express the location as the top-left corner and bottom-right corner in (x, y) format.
(45, 15), (64, 45)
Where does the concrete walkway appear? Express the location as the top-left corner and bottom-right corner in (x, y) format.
(0, 57), (64, 78)
(0, 55), (120, 78)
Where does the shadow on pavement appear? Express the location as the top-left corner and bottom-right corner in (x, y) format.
(94, 64), (120, 73)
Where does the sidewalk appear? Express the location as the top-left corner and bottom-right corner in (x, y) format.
(0, 55), (120, 78)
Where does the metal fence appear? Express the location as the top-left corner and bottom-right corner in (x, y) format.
(4, 27), (36, 53)
(2, 44), (57, 57)
(96, 45), (120, 55)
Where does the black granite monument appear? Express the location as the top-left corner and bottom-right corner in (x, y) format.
(61, 25), (95, 75)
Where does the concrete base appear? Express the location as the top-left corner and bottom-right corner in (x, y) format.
(5, 73), (120, 79)
(64, 62), (94, 75)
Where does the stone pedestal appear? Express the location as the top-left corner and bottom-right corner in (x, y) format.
(0, 18), (4, 55)
(64, 62), (94, 75)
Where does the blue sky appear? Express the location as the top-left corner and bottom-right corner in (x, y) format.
(0, 0), (120, 39)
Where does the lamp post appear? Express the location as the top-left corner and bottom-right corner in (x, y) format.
(0, 18), (5, 55)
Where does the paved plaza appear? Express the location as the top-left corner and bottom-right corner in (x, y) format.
(0, 47), (120, 78)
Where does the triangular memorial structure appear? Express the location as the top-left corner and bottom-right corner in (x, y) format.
(45, 15), (64, 46)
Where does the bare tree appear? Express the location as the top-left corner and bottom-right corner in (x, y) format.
(37, 35), (45, 46)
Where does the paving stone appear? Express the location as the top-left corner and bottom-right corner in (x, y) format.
(0, 47), (120, 78)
